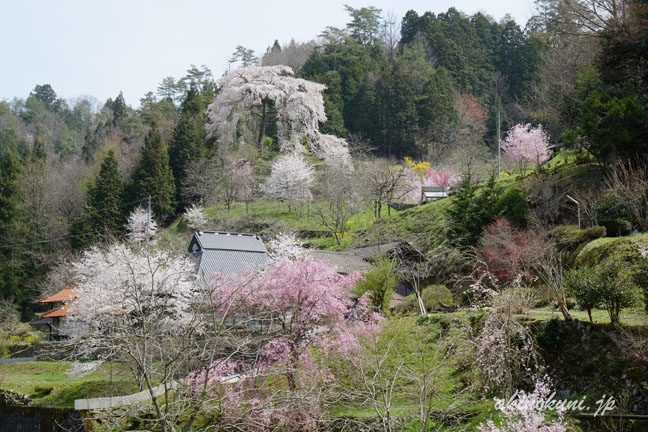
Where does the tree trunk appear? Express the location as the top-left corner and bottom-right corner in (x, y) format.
(587, 307), (593, 324)
(558, 300), (573, 322)
(257, 99), (268, 155)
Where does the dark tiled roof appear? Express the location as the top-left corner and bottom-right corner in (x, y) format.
(193, 231), (267, 253)
(197, 249), (272, 280)
(351, 241), (426, 263)
(350, 242), (404, 261)
(189, 231), (272, 281)
(305, 250), (369, 274)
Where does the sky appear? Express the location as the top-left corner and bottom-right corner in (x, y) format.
(0, 0), (537, 107)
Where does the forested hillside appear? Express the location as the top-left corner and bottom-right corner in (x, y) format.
(2, 2), (647, 317)
(2, 2), (648, 431)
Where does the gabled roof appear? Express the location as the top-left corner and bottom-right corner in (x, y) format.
(189, 231), (272, 279)
(197, 250), (272, 278)
(39, 287), (76, 303)
(42, 305), (71, 318)
(305, 250), (369, 274)
(351, 241), (426, 263)
(191, 231), (268, 253)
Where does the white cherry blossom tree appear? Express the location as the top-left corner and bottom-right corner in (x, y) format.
(184, 203), (207, 230)
(206, 65), (351, 166)
(260, 153), (315, 211)
(64, 244), (219, 432)
(126, 206), (157, 244)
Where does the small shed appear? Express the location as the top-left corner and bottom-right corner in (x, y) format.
(421, 186), (448, 201)
(188, 231), (273, 283)
(305, 249), (370, 275)
(352, 241), (428, 307)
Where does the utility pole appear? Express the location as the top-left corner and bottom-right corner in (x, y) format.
(497, 110), (501, 179)
(566, 195), (581, 229)
(145, 195), (151, 249)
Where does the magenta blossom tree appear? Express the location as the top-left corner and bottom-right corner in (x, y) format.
(502, 123), (551, 175)
(426, 170), (461, 188)
(204, 257), (381, 429)
(212, 257), (379, 390)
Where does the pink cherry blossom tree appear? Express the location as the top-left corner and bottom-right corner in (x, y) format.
(206, 257), (381, 428)
(502, 123), (552, 175)
(426, 170), (461, 188)
(211, 257), (375, 390)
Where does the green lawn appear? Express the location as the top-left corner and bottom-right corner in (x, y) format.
(526, 306), (648, 326)
(0, 360), (136, 407)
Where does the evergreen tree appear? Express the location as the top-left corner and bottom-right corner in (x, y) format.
(0, 152), (21, 242)
(32, 137), (47, 161)
(90, 151), (125, 231)
(169, 86), (206, 204)
(375, 64), (418, 156)
(447, 173), (479, 246)
(71, 150), (125, 250)
(131, 124), (176, 220)
(0, 153), (25, 304)
(111, 91), (127, 126)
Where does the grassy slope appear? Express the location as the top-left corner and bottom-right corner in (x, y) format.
(575, 234), (648, 266)
(0, 361), (136, 407)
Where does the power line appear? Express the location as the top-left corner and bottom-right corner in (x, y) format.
(0, 196), (157, 250)
(8, 197), (150, 224)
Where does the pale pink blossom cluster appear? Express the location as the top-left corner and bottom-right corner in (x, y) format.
(399, 167), (430, 203)
(473, 312), (536, 395)
(260, 153), (314, 205)
(314, 133), (353, 170)
(184, 204), (207, 230)
(207, 65), (352, 166)
(126, 206), (157, 244)
(268, 232), (304, 260)
(502, 123), (551, 171)
(67, 244), (200, 336)
(478, 375), (567, 432)
(470, 282), (499, 310)
(224, 158), (256, 204)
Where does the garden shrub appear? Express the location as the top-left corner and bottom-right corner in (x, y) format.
(494, 188), (528, 227)
(567, 257), (641, 323)
(553, 225), (606, 251)
(492, 287), (538, 315)
(353, 255), (399, 313)
(537, 317), (567, 349)
(394, 285), (454, 314)
(421, 284), (454, 312)
(565, 266), (600, 323)
(600, 218), (632, 237)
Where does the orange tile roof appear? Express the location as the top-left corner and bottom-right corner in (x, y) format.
(39, 287), (76, 303)
(42, 305), (72, 318)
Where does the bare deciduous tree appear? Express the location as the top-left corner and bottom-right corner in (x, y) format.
(261, 39), (317, 73)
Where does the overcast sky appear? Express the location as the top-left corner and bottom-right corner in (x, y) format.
(0, 0), (537, 106)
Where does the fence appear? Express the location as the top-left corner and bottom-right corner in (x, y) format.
(74, 382), (179, 410)
(0, 356), (37, 364)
